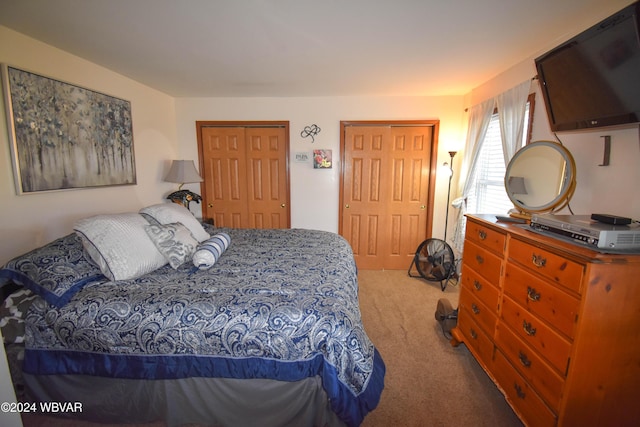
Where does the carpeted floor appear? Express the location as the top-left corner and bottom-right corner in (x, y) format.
(20, 270), (522, 427)
(357, 270), (522, 427)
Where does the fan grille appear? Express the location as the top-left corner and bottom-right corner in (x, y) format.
(408, 238), (456, 290)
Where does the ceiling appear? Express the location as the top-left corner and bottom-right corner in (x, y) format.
(0, 0), (632, 98)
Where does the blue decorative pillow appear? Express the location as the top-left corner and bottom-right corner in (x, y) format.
(192, 233), (231, 270)
(144, 222), (198, 269)
(0, 234), (106, 307)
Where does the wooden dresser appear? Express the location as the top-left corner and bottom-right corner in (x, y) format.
(451, 214), (640, 426)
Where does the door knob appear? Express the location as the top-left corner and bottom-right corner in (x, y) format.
(420, 205), (426, 210)
(207, 203), (213, 208)
(281, 203), (286, 208)
(345, 204), (350, 209)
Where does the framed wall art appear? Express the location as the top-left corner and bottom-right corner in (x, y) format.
(313, 149), (332, 169)
(1, 64), (136, 194)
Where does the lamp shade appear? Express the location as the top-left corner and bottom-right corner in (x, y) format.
(165, 160), (203, 185)
(508, 176), (528, 194)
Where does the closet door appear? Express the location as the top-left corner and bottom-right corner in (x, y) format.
(198, 122), (290, 229)
(341, 126), (392, 269)
(200, 126), (248, 227)
(341, 122), (438, 270)
(245, 127), (289, 228)
(387, 126), (436, 269)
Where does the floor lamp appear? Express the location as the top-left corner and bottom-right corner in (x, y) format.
(443, 151), (457, 242)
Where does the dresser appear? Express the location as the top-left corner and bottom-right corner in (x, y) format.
(451, 214), (640, 426)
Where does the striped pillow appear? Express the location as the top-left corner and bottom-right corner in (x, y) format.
(192, 233), (231, 270)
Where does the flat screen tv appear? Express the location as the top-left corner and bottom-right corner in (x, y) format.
(535, 1), (640, 132)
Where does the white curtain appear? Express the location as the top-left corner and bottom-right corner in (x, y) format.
(450, 98), (494, 253)
(450, 81), (533, 253)
(496, 80), (532, 165)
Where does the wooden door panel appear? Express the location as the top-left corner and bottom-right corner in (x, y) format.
(367, 216), (380, 255)
(409, 158), (426, 201)
(204, 156), (245, 227)
(201, 127), (248, 228)
(343, 126), (390, 269)
(246, 128), (289, 228)
(341, 122), (437, 270)
(383, 127), (432, 269)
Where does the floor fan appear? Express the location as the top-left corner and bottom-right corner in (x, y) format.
(408, 150), (458, 291)
(407, 238), (456, 291)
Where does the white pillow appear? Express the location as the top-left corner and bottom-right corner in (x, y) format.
(74, 213), (167, 281)
(139, 203), (210, 242)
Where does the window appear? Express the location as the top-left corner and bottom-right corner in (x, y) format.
(466, 94), (533, 215)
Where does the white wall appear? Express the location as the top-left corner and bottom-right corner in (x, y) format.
(0, 26), (179, 265)
(175, 96), (466, 235)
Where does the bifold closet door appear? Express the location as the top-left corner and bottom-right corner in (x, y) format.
(198, 124), (290, 228)
(341, 123), (436, 269)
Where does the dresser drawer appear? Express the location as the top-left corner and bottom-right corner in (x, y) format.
(462, 240), (503, 284)
(504, 263), (580, 339)
(458, 304), (495, 368)
(493, 349), (557, 427)
(509, 238), (584, 294)
(461, 264), (500, 311)
(465, 219), (506, 255)
(496, 321), (564, 412)
(501, 295), (572, 375)
(459, 287), (497, 337)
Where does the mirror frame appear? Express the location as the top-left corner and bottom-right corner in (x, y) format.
(504, 140), (576, 215)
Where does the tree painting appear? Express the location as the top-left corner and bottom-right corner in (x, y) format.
(5, 66), (136, 193)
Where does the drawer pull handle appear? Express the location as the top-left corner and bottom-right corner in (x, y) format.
(470, 328), (478, 340)
(518, 351), (532, 368)
(514, 383), (526, 399)
(471, 303), (480, 315)
(473, 280), (482, 291)
(523, 320), (537, 336)
(527, 286), (541, 302)
(478, 230), (487, 240)
(531, 253), (547, 268)
(475, 255), (484, 264)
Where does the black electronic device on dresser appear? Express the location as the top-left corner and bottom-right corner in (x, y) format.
(535, 1), (640, 132)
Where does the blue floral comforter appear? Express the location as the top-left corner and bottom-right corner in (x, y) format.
(18, 227), (385, 426)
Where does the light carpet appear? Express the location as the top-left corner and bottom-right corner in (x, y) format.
(358, 269), (522, 427)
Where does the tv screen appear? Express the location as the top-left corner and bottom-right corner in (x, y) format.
(535, 1), (640, 132)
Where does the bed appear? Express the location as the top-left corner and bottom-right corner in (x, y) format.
(0, 203), (385, 427)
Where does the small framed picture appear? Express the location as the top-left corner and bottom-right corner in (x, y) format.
(294, 152), (310, 162)
(313, 149), (332, 169)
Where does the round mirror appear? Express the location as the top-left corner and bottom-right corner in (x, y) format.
(504, 140), (576, 216)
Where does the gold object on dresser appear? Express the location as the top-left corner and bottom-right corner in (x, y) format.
(451, 214), (640, 427)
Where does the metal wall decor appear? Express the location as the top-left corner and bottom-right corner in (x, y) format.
(300, 124), (321, 143)
(2, 64), (136, 194)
